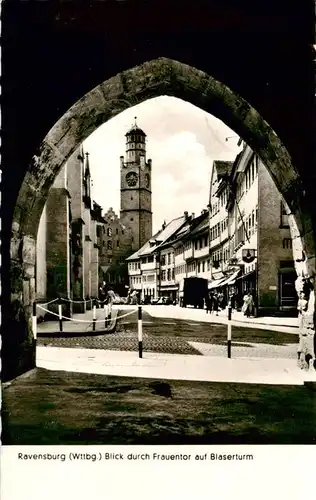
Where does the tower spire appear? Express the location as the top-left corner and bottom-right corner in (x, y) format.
(85, 152), (90, 177)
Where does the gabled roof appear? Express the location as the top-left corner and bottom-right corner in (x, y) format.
(126, 215), (186, 260)
(213, 160), (234, 179)
(167, 211), (209, 248)
(189, 217), (209, 238)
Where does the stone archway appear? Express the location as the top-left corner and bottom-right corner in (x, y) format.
(7, 57), (315, 380)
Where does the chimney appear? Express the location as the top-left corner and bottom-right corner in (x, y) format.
(191, 213), (195, 220)
(162, 220), (167, 230)
(184, 211), (189, 219)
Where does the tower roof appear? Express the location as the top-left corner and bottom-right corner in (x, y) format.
(84, 152), (91, 177)
(125, 117), (146, 137)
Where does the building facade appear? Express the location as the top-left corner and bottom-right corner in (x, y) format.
(97, 207), (133, 296)
(209, 145), (296, 314)
(36, 120), (154, 306)
(126, 144), (296, 315)
(127, 215), (187, 302)
(36, 146), (101, 311)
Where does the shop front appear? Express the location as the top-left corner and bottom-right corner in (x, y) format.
(159, 285), (178, 302)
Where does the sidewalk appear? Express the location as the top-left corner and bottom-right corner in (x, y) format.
(37, 307), (120, 334)
(36, 345), (316, 385)
(141, 305), (299, 334)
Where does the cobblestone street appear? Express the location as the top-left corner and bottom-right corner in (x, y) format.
(37, 308), (298, 359)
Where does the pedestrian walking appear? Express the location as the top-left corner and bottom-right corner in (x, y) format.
(212, 293), (219, 316)
(206, 292), (214, 314)
(242, 291), (254, 317)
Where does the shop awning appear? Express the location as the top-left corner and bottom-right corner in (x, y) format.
(159, 285), (179, 291)
(221, 269), (241, 286)
(208, 277), (227, 289)
(236, 270), (256, 281)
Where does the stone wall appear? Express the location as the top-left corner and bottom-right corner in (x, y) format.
(46, 187), (70, 299)
(257, 160), (295, 313)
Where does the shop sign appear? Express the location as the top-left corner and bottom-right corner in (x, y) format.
(242, 249), (256, 263)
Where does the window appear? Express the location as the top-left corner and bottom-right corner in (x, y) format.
(251, 160), (255, 184)
(168, 253), (171, 265)
(283, 238), (292, 249)
(161, 255), (166, 266)
(198, 262), (201, 273)
(107, 227), (112, 237)
(280, 202), (289, 227)
(122, 229), (124, 235)
(202, 261), (205, 272)
(207, 259), (211, 271)
(107, 240), (112, 250)
(167, 269), (171, 281)
(172, 269), (175, 280)
(162, 270), (166, 281)
(116, 240), (119, 248)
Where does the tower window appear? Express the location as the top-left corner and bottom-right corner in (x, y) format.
(131, 196), (133, 200)
(130, 218), (134, 222)
(107, 228), (112, 237)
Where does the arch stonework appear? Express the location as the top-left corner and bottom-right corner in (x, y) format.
(7, 57), (316, 380)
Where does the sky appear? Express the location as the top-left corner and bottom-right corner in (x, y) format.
(83, 96), (241, 234)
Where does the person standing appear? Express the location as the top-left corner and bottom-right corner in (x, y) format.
(206, 292), (214, 314)
(297, 291), (308, 367)
(242, 291), (253, 317)
(212, 293), (219, 316)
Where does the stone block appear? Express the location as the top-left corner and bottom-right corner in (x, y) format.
(10, 236), (22, 261)
(10, 264), (23, 294)
(22, 235), (36, 265)
(23, 279), (30, 307)
(23, 264), (35, 279)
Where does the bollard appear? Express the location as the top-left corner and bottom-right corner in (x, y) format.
(108, 301), (112, 319)
(138, 305), (143, 358)
(58, 299), (63, 332)
(93, 300), (97, 331)
(104, 303), (109, 328)
(227, 302), (232, 358)
(32, 301), (37, 341)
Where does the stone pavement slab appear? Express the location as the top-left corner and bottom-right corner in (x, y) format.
(36, 346), (316, 386)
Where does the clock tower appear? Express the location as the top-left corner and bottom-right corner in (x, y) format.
(120, 118), (153, 251)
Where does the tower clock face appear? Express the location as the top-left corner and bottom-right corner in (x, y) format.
(126, 171), (138, 187)
(145, 173), (150, 188)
